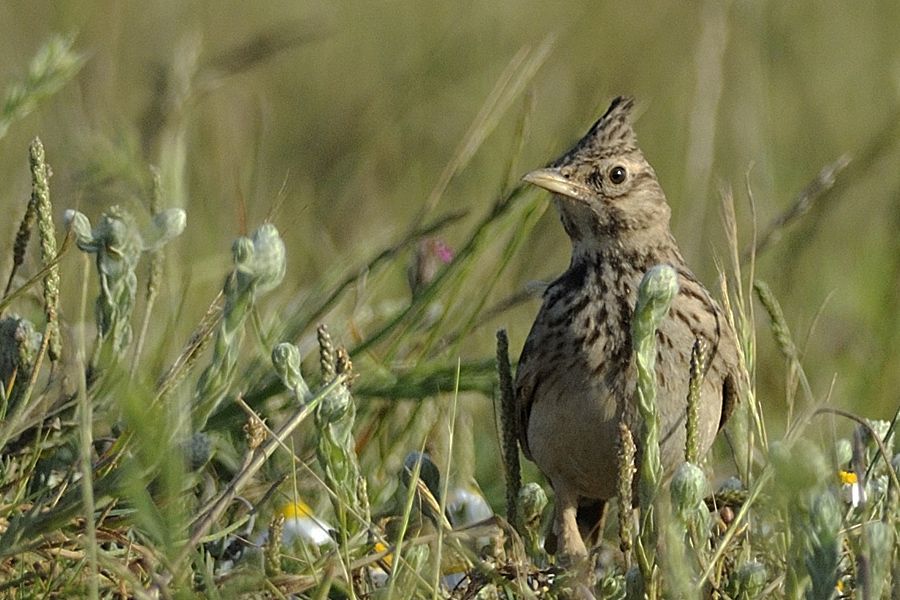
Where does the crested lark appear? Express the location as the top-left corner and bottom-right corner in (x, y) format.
(515, 96), (741, 560)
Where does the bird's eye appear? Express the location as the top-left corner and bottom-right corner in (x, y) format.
(609, 165), (627, 185)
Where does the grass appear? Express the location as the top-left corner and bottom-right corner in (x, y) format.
(0, 10), (899, 598)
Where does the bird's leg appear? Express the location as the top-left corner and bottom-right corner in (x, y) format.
(554, 485), (589, 564)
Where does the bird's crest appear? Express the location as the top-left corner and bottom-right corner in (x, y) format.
(551, 96), (639, 168)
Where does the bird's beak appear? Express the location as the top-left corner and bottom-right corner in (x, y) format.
(522, 168), (590, 201)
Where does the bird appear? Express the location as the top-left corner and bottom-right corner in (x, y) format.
(514, 96), (741, 561)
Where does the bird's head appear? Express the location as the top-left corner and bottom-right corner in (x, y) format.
(524, 96), (671, 253)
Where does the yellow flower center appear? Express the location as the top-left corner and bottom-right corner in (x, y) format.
(838, 470), (858, 485)
(280, 500), (314, 520)
(374, 541), (394, 567)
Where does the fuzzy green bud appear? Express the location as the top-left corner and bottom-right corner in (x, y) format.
(0, 316), (42, 378)
(0, 315), (43, 411)
(595, 573), (627, 600)
(632, 264), (679, 348)
(670, 462), (709, 526)
(317, 383), (351, 423)
(145, 208), (186, 250)
(64, 209), (95, 249)
(96, 206), (143, 273)
(516, 482), (548, 529)
(271, 342), (311, 403)
(236, 224), (286, 294)
(517, 482), (548, 561)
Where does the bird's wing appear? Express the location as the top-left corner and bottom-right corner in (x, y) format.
(671, 264), (744, 431)
(514, 321), (547, 461)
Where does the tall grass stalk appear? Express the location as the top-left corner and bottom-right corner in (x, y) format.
(684, 339), (707, 464)
(617, 422), (636, 570)
(631, 264), (679, 594)
(29, 138), (61, 363)
(495, 329), (520, 531)
(432, 359), (460, 599)
(386, 448), (432, 600)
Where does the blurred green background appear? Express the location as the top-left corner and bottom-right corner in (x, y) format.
(1, 2), (899, 472)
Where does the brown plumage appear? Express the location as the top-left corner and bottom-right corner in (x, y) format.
(515, 96), (742, 560)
